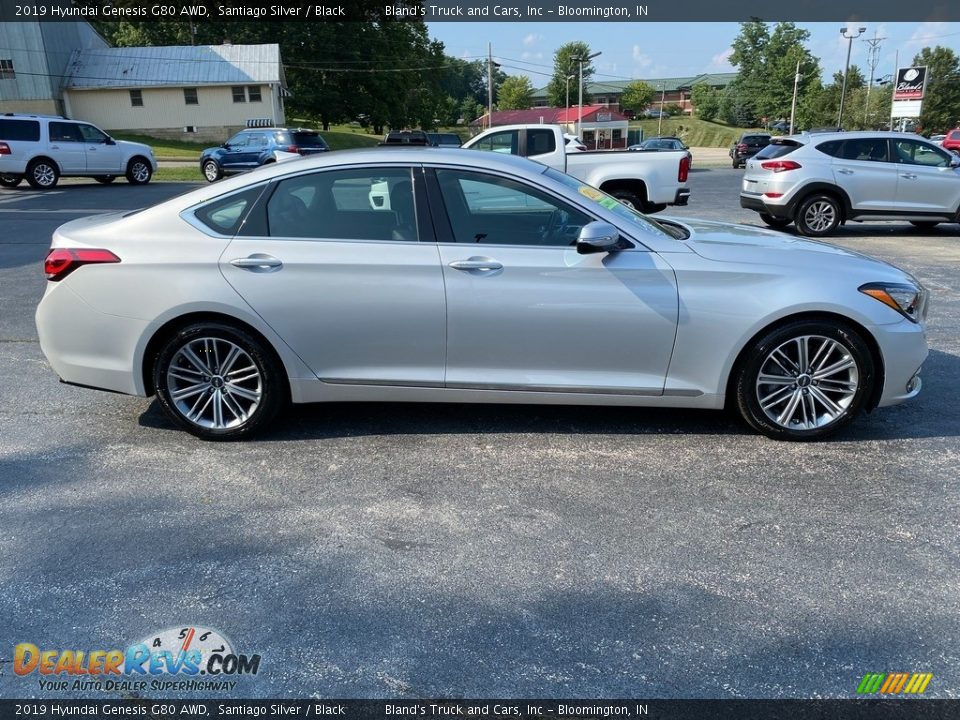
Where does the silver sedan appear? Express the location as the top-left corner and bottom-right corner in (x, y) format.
(36, 148), (928, 441)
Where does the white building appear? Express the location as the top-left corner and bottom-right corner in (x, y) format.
(63, 43), (288, 142)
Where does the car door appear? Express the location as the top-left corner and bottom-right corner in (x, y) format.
(826, 137), (899, 211)
(891, 138), (960, 214)
(220, 132), (252, 172)
(218, 166), (447, 386)
(428, 167), (678, 393)
(77, 123), (124, 173)
(46, 122), (86, 174)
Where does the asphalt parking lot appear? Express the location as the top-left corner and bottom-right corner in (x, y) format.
(1, 169), (958, 700)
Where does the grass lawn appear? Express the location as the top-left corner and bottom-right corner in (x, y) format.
(154, 167), (204, 182)
(630, 117), (766, 148)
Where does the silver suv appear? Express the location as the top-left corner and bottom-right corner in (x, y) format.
(0, 113), (156, 189)
(740, 131), (960, 236)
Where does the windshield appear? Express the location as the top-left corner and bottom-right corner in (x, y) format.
(543, 168), (672, 239)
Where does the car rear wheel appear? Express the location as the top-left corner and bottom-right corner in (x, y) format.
(759, 213), (792, 229)
(153, 323), (286, 441)
(795, 194), (841, 237)
(126, 157), (152, 185)
(609, 188), (643, 211)
(734, 320), (873, 440)
(0, 174), (22, 188)
(909, 221), (939, 229)
(26, 159), (59, 189)
(94, 175), (116, 184)
(202, 159), (222, 182)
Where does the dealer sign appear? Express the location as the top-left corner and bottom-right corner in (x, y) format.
(894, 66), (927, 100)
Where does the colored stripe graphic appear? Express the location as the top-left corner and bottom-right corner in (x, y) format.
(857, 672), (932, 694)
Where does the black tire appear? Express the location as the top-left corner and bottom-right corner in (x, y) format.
(94, 175), (116, 184)
(642, 202), (667, 214)
(734, 319), (874, 441)
(909, 221), (939, 229)
(759, 213), (792, 229)
(609, 188), (643, 211)
(794, 193), (841, 237)
(25, 158), (59, 189)
(126, 156), (153, 185)
(0, 174), (23, 188)
(153, 322), (286, 441)
(202, 159), (222, 183)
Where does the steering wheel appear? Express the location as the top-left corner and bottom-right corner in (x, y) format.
(541, 209), (570, 244)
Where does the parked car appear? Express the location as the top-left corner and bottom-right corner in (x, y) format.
(929, 134), (947, 146)
(628, 137), (693, 167)
(770, 120), (792, 133)
(0, 113), (155, 189)
(740, 131), (960, 236)
(200, 127), (328, 182)
(942, 128), (960, 153)
(427, 132), (462, 148)
(36, 148), (927, 442)
(729, 133), (772, 168)
(642, 109), (670, 119)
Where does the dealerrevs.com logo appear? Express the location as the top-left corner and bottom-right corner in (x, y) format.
(14, 626), (261, 693)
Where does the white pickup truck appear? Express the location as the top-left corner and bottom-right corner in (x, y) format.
(462, 124), (690, 214)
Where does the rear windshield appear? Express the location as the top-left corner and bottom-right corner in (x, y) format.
(755, 140), (802, 159)
(0, 119), (40, 142)
(741, 135), (771, 145)
(292, 132), (328, 148)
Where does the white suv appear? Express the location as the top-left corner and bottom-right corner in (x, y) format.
(740, 131), (960, 236)
(0, 114), (157, 189)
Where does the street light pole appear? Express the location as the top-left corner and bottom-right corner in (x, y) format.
(565, 73), (575, 110)
(658, 82), (666, 135)
(838, 26), (866, 129)
(789, 61), (801, 134)
(575, 51), (601, 142)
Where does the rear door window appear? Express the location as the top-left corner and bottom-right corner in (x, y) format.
(0, 119), (40, 142)
(49, 122), (83, 143)
(526, 129), (557, 156)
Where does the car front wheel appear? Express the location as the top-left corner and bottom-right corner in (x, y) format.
(153, 323), (286, 440)
(795, 193), (841, 237)
(126, 157), (153, 185)
(734, 320), (874, 440)
(202, 160), (222, 182)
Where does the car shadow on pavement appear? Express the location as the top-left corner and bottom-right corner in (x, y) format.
(136, 349), (959, 442)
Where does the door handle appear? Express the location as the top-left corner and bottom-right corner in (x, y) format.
(49, 145), (60, 150)
(836, 168), (854, 175)
(900, 173), (918, 179)
(449, 258), (503, 272)
(230, 254), (283, 270)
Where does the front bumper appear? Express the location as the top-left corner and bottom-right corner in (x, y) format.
(873, 319), (929, 408)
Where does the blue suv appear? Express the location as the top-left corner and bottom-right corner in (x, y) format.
(200, 127), (329, 182)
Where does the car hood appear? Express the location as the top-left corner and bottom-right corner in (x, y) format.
(115, 139), (153, 155)
(661, 216), (911, 277)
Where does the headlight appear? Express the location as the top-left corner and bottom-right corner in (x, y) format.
(859, 281), (928, 323)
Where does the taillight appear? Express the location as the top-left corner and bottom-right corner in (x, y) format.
(760, 160), (802, 173)
(763, 192), (784, 198)
(285, 145), (299, 153)
(678, 154), (690, 183)
(44, 248), (120, 281)
(0, 142), (10, 155)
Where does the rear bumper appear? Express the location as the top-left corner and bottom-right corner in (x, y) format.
(739, 193), (793, 219)
(671, 188), (690, 206)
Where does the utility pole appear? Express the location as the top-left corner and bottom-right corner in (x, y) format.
(487, 42), (493, 130)
(658, 82), (666, 135)
(890, 49), (898, 131)
(863, 32), (885, 129)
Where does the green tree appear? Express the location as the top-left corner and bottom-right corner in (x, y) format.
(725, 21), (820, 126)
(691, 82), (721, 121)
(498, 75), (534, 110)
(619, 80), (656, 115)
(546, 41), (594, 108)
(913, 46), (960, 132)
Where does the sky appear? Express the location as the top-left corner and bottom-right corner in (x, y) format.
(426, 22), (960, 87)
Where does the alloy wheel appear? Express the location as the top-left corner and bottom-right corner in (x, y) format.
(802, 200), (836, 234)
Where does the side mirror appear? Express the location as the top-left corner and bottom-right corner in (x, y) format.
(222, 143), (232, 149)
(950, 156), (960, 168)
(576, 221), (621, 255)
